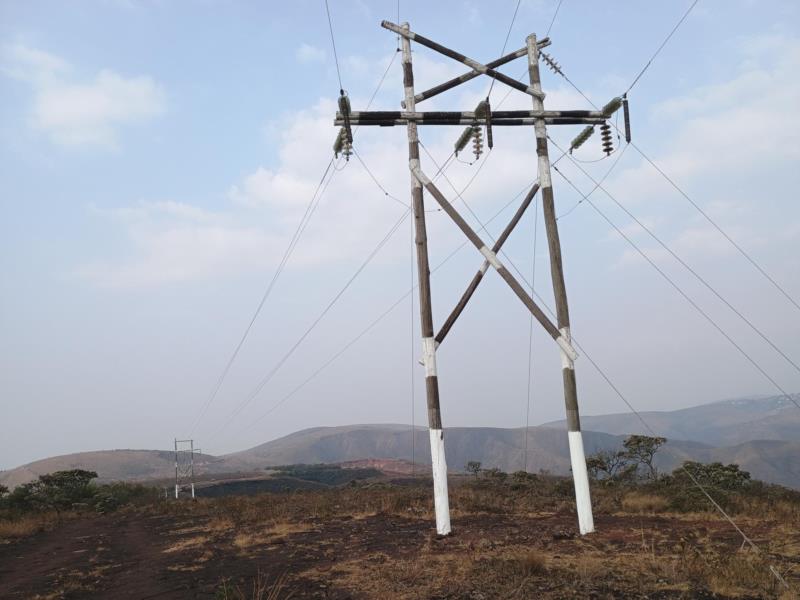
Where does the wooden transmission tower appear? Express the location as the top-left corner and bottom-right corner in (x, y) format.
(174, 438), (196, 499)
(334, 20), (630, 536)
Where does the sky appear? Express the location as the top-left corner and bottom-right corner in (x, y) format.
(1, 0), (799, 469)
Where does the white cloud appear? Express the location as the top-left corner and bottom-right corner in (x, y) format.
(296, 43), (325, 64)
(2, 43), (165, 147)
(75, 34), (800, 289)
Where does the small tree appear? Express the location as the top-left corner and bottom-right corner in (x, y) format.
(586, 449), (636, 483)
(677, 461), (751, 491)
(466, 461), (482, 479)
(7, 469), (98, 513)
(483, 467), (508, 482)
(622, 435), (666, 481)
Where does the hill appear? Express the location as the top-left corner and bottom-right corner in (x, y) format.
(3, 395), (798, 489)
(543, 394), (800, 446)
(0, 449), (253, 490)
(228, 423), (800, 488)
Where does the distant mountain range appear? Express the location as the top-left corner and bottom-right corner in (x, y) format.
(543, 394), (800, 446)
(2, 395), (798, 490)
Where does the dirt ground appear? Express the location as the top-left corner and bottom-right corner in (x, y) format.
(1, 505), (797, 599)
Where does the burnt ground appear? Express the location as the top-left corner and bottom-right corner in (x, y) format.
(1, 507), (797, 599)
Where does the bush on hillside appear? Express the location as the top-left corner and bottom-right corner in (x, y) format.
(0, 470), (160, 517)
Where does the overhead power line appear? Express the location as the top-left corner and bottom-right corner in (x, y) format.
(631, 142), (800, 314)
(232, 177), (540, 437)
(540, 48), (800, 322)
(188, 157), (337, 436)
(488, 0), (522, 98)
(545, 0), (565, 37)
(523, 189), (539, 472)
(549, 160), (800, 413)
(324, 0), (344, 92)
(549, 136), (800, 377)
(189, 44), (402, 437)
(208, 206), (412, 442)
(625, 0), (700, 94)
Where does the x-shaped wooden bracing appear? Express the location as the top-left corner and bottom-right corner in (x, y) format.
(410, 166), (577, 360)
(334, 21), (616, 359)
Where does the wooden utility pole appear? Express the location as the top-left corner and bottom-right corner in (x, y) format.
(527, 34), (593, 535)
(333, 20), (628, 537)
(401, 23), (450, 536)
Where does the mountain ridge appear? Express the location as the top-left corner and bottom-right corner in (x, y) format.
(2, 395), (797, 489)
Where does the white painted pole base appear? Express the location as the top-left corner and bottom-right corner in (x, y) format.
(174, 484), (179, 499)
(429, 428), (451, 535)
(567, 430), (595, 535)
(191, 483), (195, 499)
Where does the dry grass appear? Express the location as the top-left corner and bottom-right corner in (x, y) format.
(0, 512), (63, 540)
(217, 570), (290, 600)
(232, 522), (312, 550)
(621, 492), (669, 514)
(162, 535), (209, 553)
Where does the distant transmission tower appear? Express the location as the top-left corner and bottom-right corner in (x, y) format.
(173, 438), (197, 499)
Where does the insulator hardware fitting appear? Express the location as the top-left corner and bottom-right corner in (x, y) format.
(337, 92), (353, 145)
(539, 51), (563, 76)
(454, 126), (473, 155)
(570, 125), (595, 154)
(600, 122), (613, 156)
(601, 96), (623, 117)
(333, 127), (352, 160)
(472, 125), (483, 160)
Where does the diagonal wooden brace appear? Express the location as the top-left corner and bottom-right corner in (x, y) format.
(382, 20), (545, 100)
(409, 38), (551, 106)
(410, 166), (577, 361)
(434, 181), (540, 347)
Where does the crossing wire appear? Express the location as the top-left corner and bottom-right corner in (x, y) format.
(233, 177), (541, 436)
(548, 158), (800, 413)
(230, 141), (504, 440)
(556, 142), (629, 221)
(324, 0), (344, 92)
(549, 136), (800, 376)
(208, 206), (412, 442)
(487, 0), (522, 99)
(190, 44), (402, 437)
(523, 189), (539, 472)
(545, 0), (565, 37)
(535, 37), (800, 317)
(188, 157), (337, 436)
(625, 0), (700, 94)
(631, 142), (800, 315)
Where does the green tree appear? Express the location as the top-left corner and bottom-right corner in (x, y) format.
(622, 435), (667, 480)
(465, 461), (482, 479)
(7, 469), (98, 513)
(586, 449), (636, 483)
(677, 461), (751, 491)
(483, 467), (508, 482)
